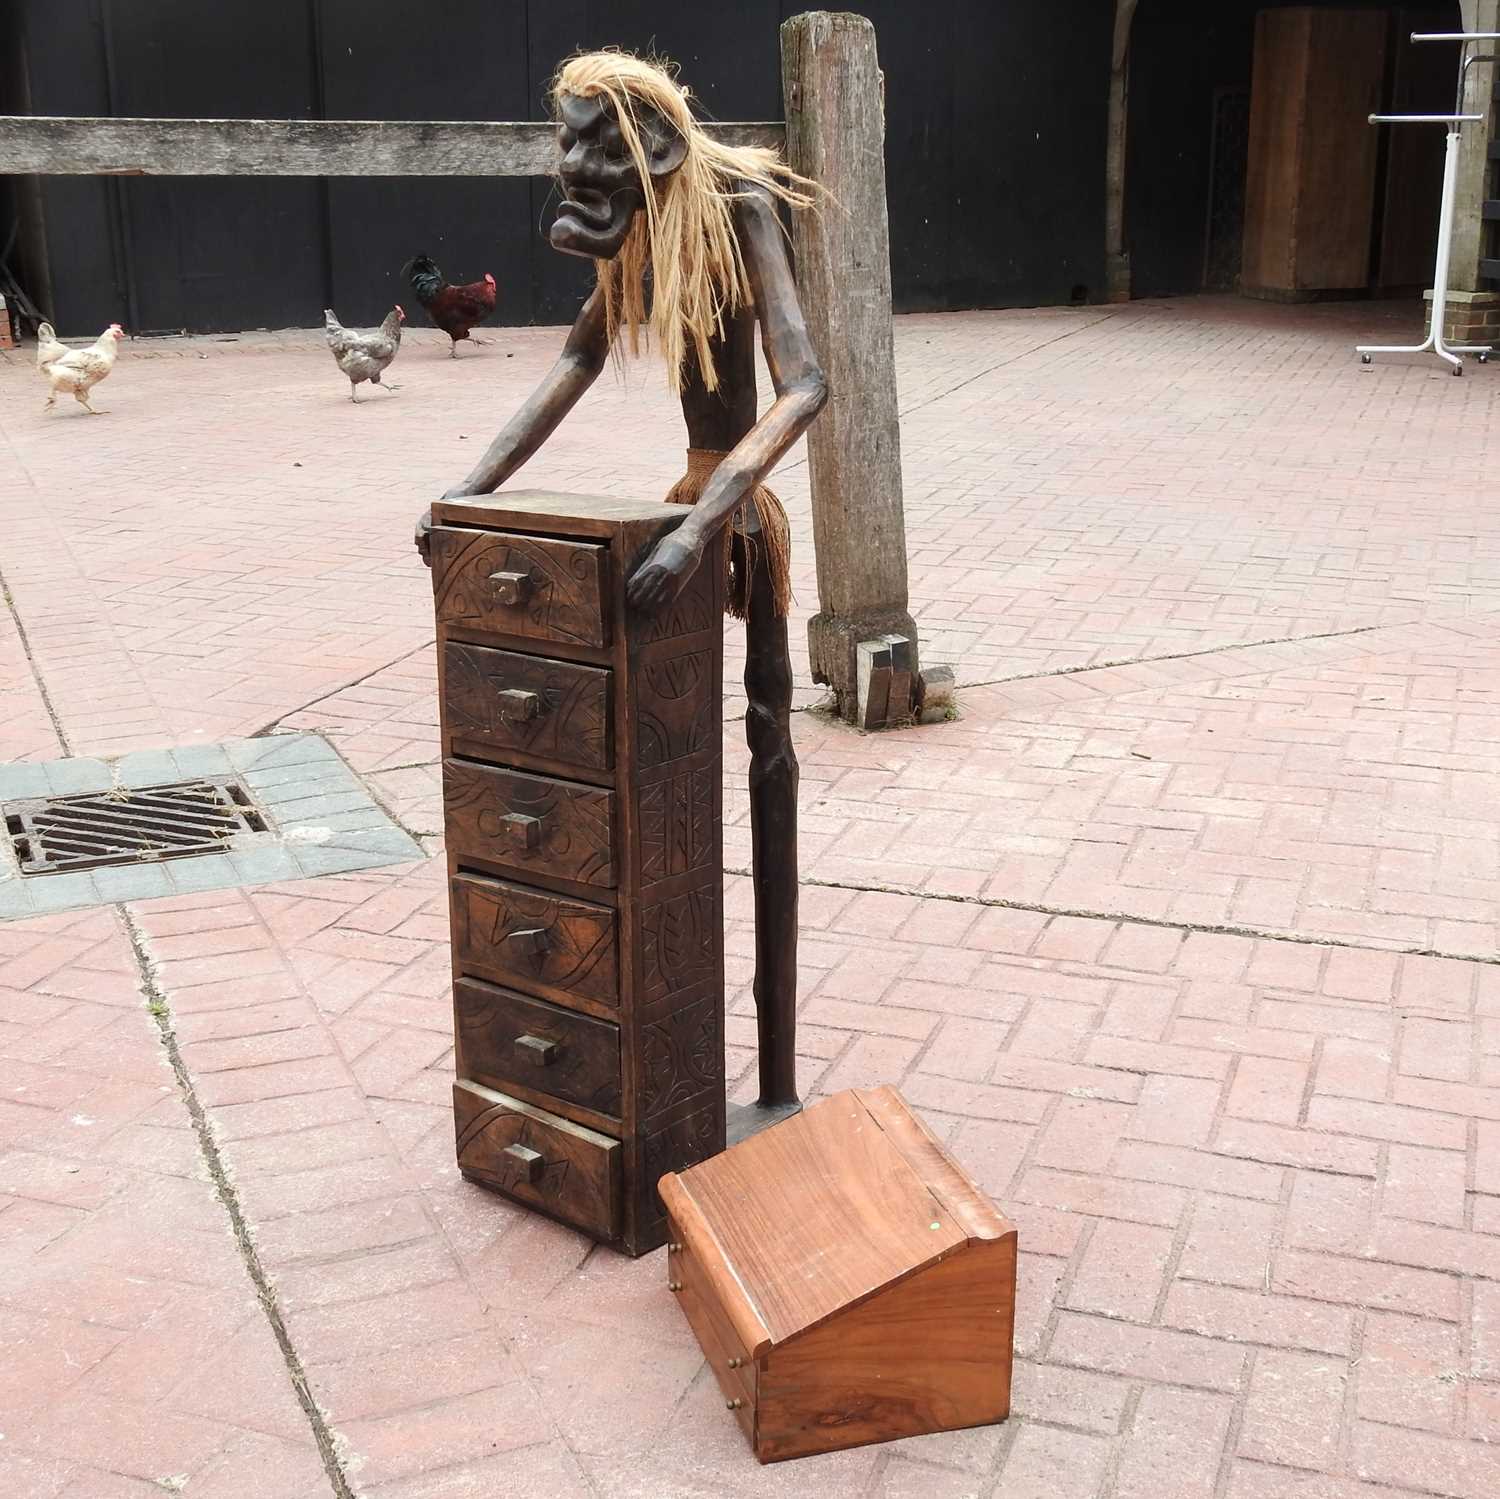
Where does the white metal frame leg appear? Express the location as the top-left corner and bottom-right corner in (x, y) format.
(1356, 31), (1500, 375)
(1357, 127), (1489, 373)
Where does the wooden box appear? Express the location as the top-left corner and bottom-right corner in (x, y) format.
(659, 1086), (1017, 1462)
(1241, 7), (1387, 297)
(430, 490), (726, 1257)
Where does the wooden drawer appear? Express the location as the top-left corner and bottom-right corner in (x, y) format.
(431, 526), (608, 648)
(445, 641), (612, 773)
(444, 758), (615, 890)
(453, 873), (618, 1009)
(456, 976), (621, 1116)
(454, 1079), (620, 1239)
(668, 1217), (757, 1432)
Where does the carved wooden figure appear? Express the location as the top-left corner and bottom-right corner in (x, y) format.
(419, 51), (827, 1166)
(433, 490), (726, 1255)
(660, 1086), (1018, 1461)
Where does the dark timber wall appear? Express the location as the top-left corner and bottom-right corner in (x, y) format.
(6, 1), (1114, 335)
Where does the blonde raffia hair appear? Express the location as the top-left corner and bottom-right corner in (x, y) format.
(550, 50), (817, 393)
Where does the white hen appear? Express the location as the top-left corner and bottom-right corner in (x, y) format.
(42, 323), (124, 415)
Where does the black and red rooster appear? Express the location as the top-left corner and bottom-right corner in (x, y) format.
(401, 255), (497, 357)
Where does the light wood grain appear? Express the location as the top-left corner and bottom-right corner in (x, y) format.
(756, 1239), (1015, 1462)
(0, 115), (782, 177)
(660, 1086), (1017, 1461)
(663, 1088), (1009, 1345)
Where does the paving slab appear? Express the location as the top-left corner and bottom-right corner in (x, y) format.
(5, 297), (1500, 1496)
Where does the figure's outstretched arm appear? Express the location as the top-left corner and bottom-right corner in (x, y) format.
(415, 288), (609, 562)
(626, 186), (828, 611)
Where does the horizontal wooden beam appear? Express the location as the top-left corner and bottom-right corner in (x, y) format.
(0, 115), (784, 177)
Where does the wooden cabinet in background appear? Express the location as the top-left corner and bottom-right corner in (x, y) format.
(431, 490), (726, 1257)
(1242, 7), (1387, 298)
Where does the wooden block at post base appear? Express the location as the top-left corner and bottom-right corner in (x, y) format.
(658, 1085), (1017, 1463)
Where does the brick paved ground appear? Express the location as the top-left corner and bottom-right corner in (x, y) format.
(4, 296), (1500, 1496)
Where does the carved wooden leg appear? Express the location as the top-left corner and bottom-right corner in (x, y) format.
(743, 544), (800, 1112)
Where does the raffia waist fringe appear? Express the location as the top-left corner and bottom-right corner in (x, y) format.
(664, 447), (791, 621)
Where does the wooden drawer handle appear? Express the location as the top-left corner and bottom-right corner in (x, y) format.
(505, 926), (550, 961)
(499, 813), (542, 850)
(495, 688), (542, 723)
(514, 1032), (559, 1066)
(501, 1142), (545, 1183)
(488, 568), (537, 606)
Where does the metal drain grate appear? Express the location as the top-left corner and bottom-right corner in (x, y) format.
(4, 778), (268, 875)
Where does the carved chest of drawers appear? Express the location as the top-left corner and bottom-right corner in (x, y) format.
(429, 490), (726, 1257)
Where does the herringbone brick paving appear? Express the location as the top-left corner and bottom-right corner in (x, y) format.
(5, 297), (1500, 1495)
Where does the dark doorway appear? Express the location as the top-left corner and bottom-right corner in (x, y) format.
(1202, 87), (1251, 290)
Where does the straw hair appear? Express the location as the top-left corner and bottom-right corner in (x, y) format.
(551, 50), (817, 393)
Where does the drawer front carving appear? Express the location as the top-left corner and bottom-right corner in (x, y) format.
(454, 1080), (619, 1238)
(444, 758), (615, 889)
(445, 642), (612, 772)
(431, 526), (608, 648)
(456, 977), (621, 1116)
(453, 873), (619, 1008)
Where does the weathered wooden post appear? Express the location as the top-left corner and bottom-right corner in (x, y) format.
(781, 11), (933, 729)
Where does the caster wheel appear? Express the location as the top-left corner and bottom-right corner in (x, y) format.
(1453, 364), (1464, 376)
(1360, 354), (1372, 365)
(1480, 353), (1490, 364)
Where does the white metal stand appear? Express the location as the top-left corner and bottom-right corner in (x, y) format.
(1357, 31), (1499, 375)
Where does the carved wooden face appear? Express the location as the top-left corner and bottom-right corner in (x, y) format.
(551, 92), (687, 259)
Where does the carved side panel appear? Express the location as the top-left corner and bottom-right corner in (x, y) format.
(641, 986), (722, 1121)
(642, 1100), (722, 1205)
(640, 887), (719, 1004)
(431, 527), (608, 647)
(638, 765), (717, 883)
(634, 550), (717, 644)
(636, 648), (716, 769)
(445, 642), (612, 771)
(444, 758), (614, 889)
(453, 874), (618, 1008)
